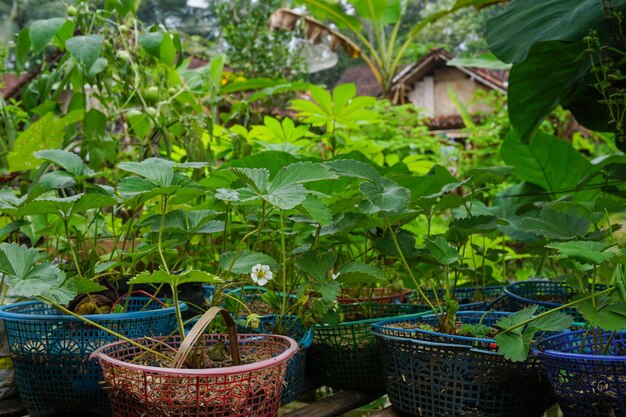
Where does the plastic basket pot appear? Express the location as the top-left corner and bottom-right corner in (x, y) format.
(407, 285), (505, 311)
(0, 298), (181, 417)
(504, 280), (605, 321)
(535, 330), (626, 417)
(371, 311), (555, 417)
(238, 315), (314, 405)
(0, 320), (16, 401)
(310, 303), (431, 393)
(336, 288), (412, 304)
(91, 307), (298, 417)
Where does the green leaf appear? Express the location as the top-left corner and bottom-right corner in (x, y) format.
(447, 53), (511, 70)
(265, 183), (307, 210)
(500, 131), (593, 196)
(468, 166), (514, 186)
(177, 270), (222, 285)
(349, 0), (401, 24)
(324, 159), (381, 183)
(159, 32), (176, 67)
(144, 209), (223, 234)
(507, 41), (590, 141)
(219, 251), (278, 275)
(66, 35), (104, 70)
(270, 162), (338, 190)
(446, 215), (497, 243)
(546, 241), (620, 265)
(87, 57), (108, 78)
(522, 208), (590, 240)
(495, 305), (572, 362)
(75, 278), (107, 294)
(73, 193), (117, 212)
(531, 311), (574, 332)
(139, 32), (163, 59)
(578, 296), (626, 331)
(127, 110), (152, 138)
(29, 18), (67, 53)
(359, 178), (410, 213)
(486, 0), (624, 64)
(230, 167), (270, 194)
(296, 251), (337, 281)
(299, 0), (363, 31)
(214, 188), (240, 202)
(34, 149), (94, 177)
(427, 236), (459, 265)
(317, 280), (341, 302)
(118, 158), (175, 187)
(495, 330), (534, 362)
(37, 171), (76, 190)
(9, 111), (84, 171)
(0, 243), (76, 305)
(16, 28), (31, 70)
(129, 269), (175, 286)
(300, 195), (333, 225)
(495, 305), (538, 333)
(337, 262), (386, 285)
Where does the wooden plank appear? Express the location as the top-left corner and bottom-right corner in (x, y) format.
(0, 397), (27, 417)
(283, 390), (378, 417)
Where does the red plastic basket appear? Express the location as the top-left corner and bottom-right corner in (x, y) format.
(91, 307), (298, 417)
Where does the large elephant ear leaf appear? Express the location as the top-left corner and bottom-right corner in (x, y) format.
(486, 0), (622, 64)
(506, 41), (590, 141)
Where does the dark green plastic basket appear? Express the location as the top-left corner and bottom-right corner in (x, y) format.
(309, 303), (431, 393)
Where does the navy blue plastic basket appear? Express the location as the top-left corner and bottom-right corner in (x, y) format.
(238, 315), (314, 405)
(0, 298), (181, 417)
(310, 303), (431, 393)
(371, 311), (555, 417)
(536, 329), (626, 417)
(504, 280), (606, 321)
(407, 285), (506, 311)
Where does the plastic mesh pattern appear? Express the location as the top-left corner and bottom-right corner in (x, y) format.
(0, 299), (178, 417)
(504, 281), (606, 321)
(372, 312), (555, 417)
(310, 303), (431, 393)
(407, 286), (505, 311)
(536, 330), (626, 417)
(238, 315), (314, 405)
(93, 333), (296, 417)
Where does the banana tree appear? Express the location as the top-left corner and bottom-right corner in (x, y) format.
(270, 0), (504, 100)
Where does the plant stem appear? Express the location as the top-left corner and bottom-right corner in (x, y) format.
(280, 211), (287, 317)
(63, 216), (83, 279)
(41, 296), (170, 361)
(501, 287), (616, 334)
(383, 215), (440, 318)
(158, 196), (170, 274)
(170, 283), (185, 339)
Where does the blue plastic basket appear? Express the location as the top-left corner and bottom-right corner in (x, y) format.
(0, 298), (182, 417)
(407, 285), (506, 311)
(238, 315), (314, 405)
(371, 311), (555, 417)
(504, 280), (606, 321)
(310, 303), (431, 393)
(536, 330), (626, 417)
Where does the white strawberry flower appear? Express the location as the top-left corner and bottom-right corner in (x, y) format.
(331, 272), (340, 280)
(251, 264), (273, 286)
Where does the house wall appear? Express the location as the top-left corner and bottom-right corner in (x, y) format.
(408, 68), (492, 117)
